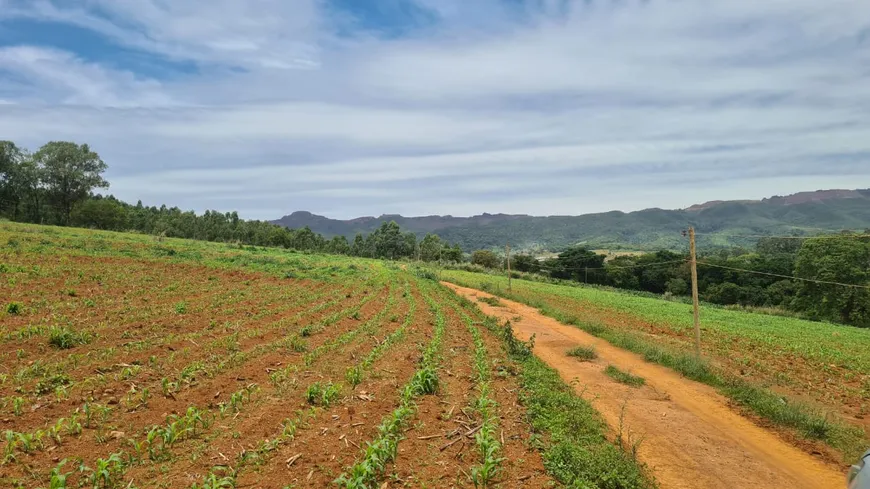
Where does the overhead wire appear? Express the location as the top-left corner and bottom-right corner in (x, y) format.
(691, 232), (870, 240)
(534, 259), (688, 272)
(696, 261), (870, 289)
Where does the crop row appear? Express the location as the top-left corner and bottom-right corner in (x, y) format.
(334, 282), (447, 488)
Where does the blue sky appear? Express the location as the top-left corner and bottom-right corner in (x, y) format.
(1, 0), (868, 219)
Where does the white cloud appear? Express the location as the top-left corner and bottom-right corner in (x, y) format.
(0, 0), (868, 219)
(0, 46), (172, 107)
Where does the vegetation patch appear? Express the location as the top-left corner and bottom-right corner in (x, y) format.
(566, 345), (598, 361)
(48, 326), (93, 349)
(605, 365), (646, 387)
(5, 302), (23, 315)
(478, 296), (502, 307)
(513, 338), (653, 488)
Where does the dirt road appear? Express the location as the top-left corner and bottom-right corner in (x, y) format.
(444, 282), (846, 489)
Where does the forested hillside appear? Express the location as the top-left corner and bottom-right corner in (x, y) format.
(274, 190), (870, 251)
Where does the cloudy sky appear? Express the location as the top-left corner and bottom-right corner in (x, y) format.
(1, 0), (868, 220)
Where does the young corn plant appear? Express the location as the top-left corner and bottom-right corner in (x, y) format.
(470, 423), (505, 488)
(12, 396), (24, 416)
(191, 467), (237, 489)
(81, 452), (125, 489)
(345, 366), (363, 388)
(304, 381), (341, 407)
(48, 459), (71, 489)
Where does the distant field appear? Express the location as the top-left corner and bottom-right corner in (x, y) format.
(441, 270), (870, 429)
(0, 222), (649, 489)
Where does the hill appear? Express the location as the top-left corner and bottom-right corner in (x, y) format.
(272, 189), (870, 251)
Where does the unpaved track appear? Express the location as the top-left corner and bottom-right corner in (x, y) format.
(444, 283), (845, 489)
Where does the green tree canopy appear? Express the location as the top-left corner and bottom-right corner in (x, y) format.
(34, 141), (108, 224)
(471, 249), (500, 269)
(793, 236), (870, 326)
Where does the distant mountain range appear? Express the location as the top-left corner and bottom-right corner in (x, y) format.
(272, 189), (870, 251)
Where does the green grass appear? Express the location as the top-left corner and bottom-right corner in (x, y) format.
(604, 365), (646, 387)
(566, 345), (598, 361)
(508, 333), (653, 488)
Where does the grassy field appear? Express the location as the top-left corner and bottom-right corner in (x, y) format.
(441, 269), (870, 460)
(0, 222), (651, 489)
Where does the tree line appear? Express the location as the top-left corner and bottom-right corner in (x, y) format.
(0, 140), (463, 262)
(472, 236), (870, 327)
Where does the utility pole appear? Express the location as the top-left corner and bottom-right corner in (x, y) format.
(689, 227), (701, 358)
(506, 243), (512, 292)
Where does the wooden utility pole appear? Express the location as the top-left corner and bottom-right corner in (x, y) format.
(506, 243), (512, 292)
(689, 227), (701, 358)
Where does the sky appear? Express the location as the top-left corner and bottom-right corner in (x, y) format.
(1, 0), (869, 220)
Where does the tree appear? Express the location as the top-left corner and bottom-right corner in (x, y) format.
(402, 232), (417, 259)
(0, 141), (22, 196)
(351, 233), (369, 257)
(0, 141), (32, 220)
(793, 236), (870, 326)
(511, 254), (540, 273)
(370, 221), (405, 259)
(442, 244), (463, 263)
(420, 234), (444, 262)
(471, 250), (500, 269)
(327, 235), (351, 255)
(549, 247), (605, 282)
(70, 197), (127, 230)
(665, 278), (688, 296)
(34, 142), (108, 225)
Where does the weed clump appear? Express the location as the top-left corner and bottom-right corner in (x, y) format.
(5, 302), (23, 315)
(478, 296), (502, 307)
(567, 345), (598, 361)
(48, 326), (93, 349)
(604, 365), (645, 387)
(305, 381), (341, 406)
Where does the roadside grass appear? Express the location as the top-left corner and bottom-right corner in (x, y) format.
(566, 345), (598, 361)
(472, 311), (655, 489)
(442, 270), (869, 462)
(478, 296), (502, 307)
(605, 365), (646, 387)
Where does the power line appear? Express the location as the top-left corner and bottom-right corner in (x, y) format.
(697, 261), (870, 289)
(690, 232), (870, 240)
(535, 259), (687, 272)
